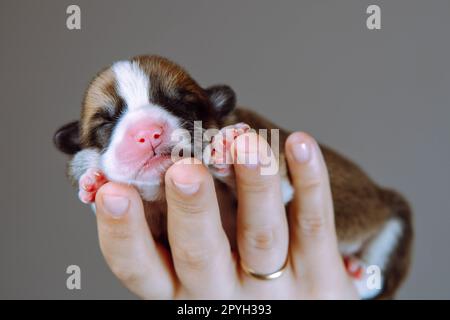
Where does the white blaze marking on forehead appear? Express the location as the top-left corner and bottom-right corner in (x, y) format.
(112, 60), (150, 110)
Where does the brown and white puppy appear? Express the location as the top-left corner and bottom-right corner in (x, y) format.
(54, 55), (413, 299)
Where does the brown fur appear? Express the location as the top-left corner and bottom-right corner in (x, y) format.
(80, 67), (117, 146)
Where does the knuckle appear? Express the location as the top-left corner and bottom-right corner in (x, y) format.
(242, 225), (277, 251)
(296, 214), (328, 237)
(99, 223), (132, 241)
(239, 178), (274, 195)
(171, 242), (212, 271)
(294, 176), (322, 191)
(99, 245), (148, 283)
(109, 263), (145, 284)
(170, 198), (206, 215)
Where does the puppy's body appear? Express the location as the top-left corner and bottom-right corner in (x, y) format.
(54, 55), (412, 299)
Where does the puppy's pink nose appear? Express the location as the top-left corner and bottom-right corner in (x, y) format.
(134, 126), (163, 149)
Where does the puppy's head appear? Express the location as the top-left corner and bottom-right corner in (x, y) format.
(54, 55), (236, 199)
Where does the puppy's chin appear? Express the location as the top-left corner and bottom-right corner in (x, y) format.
(103, 155), (173, 202)
(135, 181), (165, 202)
(107, 173), (165, 202)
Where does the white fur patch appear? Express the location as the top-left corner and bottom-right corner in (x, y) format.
(352, 262), (383, 299)
(281, 178), (294, 204)
(70, 148), (101, 180)
(112, 60), (150, 110)
(363, 218), (403, 270)
(338, 219), (403, 299)
(339, 241), (363, 255)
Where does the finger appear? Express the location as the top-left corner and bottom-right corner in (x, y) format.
(165, 160), (236, 298)
(232, 132), (289, 278)
(285, 132), (343, 282)
(95, 182), (175, 299)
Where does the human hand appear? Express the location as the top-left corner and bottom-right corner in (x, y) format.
(93, 132), (359, 299)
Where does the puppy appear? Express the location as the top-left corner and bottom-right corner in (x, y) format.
(54, 55), (413, 299)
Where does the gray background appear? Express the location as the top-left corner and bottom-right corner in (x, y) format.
(1, 0), (449, 299)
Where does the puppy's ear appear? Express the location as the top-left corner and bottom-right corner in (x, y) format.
(206, 85), (236, 118)
(53, 121), (81, 155)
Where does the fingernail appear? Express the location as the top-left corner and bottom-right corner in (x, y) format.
(102, 194), (129, 218)
(173, 180), (200, 195)
(292, 141), (311, 163)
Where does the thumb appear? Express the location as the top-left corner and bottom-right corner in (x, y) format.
(95, 182), (175, 299)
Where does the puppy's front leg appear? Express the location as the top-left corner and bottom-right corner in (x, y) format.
(69, 148), (108, 204)
(208, 122), (251, 191)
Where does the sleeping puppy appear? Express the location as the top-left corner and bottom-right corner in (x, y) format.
(54, 55), (413, 299)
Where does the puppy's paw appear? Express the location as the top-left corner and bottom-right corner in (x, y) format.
(344, 256), (364, 279)
(78, 168), (108, 204)
(209, 122), (251, 177)
(343, 256), (383, 299)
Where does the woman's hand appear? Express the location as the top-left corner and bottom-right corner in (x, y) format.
(94, 132), (359, 299)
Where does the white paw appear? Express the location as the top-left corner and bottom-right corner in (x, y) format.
(78, 168), (108, 204)
(209, 122), (251, 177)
